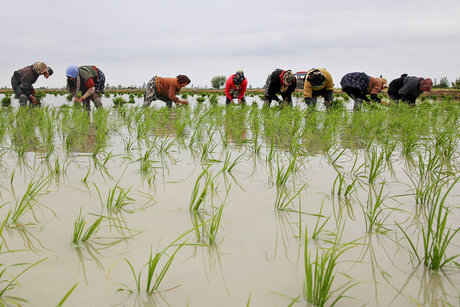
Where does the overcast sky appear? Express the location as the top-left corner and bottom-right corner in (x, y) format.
(1, 0), (459, 89)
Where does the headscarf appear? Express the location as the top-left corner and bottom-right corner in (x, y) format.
(282, 70), (295, 86)
(233, 70), (245, 85)
(33, 62), (49, 74)
(177, 74), (191, 85)
(419, 78), (433, 92)
(66, 65), (79, 78)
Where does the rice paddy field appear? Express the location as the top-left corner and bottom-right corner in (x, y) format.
(0, 92), (459, 306)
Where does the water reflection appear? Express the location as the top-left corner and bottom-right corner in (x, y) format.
(67, 125), (96, 154)
(390, 265), (458, 306)
(2, 223), (50, 252)
(74, 237), (131, 284)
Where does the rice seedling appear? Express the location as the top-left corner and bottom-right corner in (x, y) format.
(209, 94), (219, 105)
(275, 157), (296, 187)
(72, 209), (104, 245)
(113, 96), (128, 107)
(95, 184), (135, 214)
(156, 136), (176, 153)
(307, 200), (331, 241)
(137, 144), (157, 175)
(303, 230), (356, 306)
(208, 185), (231, 245)
(406, 149), (452, 206)
(367, 146), (385, 184)
(361, 184), (391, 234)
(220, 151), (244, 173)
(0, 254), (47, 305)
(189, 167), (213, 212)
(1, 94), (11, 107)
(397, 178), (460, 270)
(56, 282), (79, 306)
(8, 175), (52, 225)
(119, 237), (186, 295)
(274, 184), (306, 211)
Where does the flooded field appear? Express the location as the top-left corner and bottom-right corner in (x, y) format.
(0, 93), (459, 306)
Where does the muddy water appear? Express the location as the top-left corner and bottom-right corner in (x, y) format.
(0, 98), (459, 306)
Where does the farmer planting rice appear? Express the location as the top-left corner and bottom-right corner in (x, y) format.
(263, 69), (297, 107)
(303, 68), (334, 110)
(11, 62), (53, 107)
(225, 70), (247, 106)
(142, 74), (191, 108)
(66, 65), (106, 110)
(340, 72), (389, 110)
(388, 74), (433, 106)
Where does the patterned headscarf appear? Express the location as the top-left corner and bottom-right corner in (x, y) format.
(66, 65), (79, 78)
(233, 70), (245, 85)
(419, 78), (433, 92)
(282, 70), (295, 85)
(33, 62), (49, 74)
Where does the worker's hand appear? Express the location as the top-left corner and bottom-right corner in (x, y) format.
(74, 97), (82, 103)
(181, 100), (188, 105)
(30, 95), (37, 105)
(238, 99), (243, 105)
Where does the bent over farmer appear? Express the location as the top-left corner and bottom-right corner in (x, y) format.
(388, 74), (433, 106)
(303, 68), (334, 109)
(11, 62), (53, 107)
(66, 65), (106, 110)
(142, 75), (191, 108)
(263, 69), (296, 107)
(225, 70), (247, 106)
(340, 72), (388, 110)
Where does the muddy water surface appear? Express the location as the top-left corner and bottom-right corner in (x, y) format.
(0, 96), (459, 306)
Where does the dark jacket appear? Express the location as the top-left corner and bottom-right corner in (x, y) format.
(388, 75), (423, 99)
(12, 65), (40, 96)
(399, 76), (423, 97)
(264, 69), (297, 101)
(388, 74), (407, 99)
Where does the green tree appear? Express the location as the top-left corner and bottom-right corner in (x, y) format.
(211, 76), (226, 89)
(433, 77), (449, 89)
